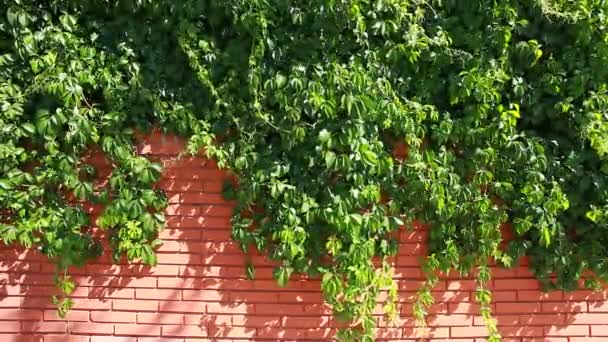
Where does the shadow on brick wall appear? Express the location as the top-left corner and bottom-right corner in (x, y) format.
(1, 131), (608, 341)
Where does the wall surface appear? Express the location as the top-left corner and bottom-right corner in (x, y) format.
(1, 131), (608, 342)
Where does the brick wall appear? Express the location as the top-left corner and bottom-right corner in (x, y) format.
(1, 131), (608, 342)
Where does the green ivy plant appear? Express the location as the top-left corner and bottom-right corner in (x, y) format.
(3, 1), (608, 340)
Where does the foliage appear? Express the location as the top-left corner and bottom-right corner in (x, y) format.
(2, 0), (608, 340)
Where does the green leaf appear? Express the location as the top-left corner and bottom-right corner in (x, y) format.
(22, 123), (36, 135)
(0, 180), (12, 190)
(274, 266), (292, 288)
(324, 151), (336, 168)
(246, 262), (255, 280)
(318, 129), (331, 143)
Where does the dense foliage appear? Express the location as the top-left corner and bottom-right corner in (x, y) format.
(2, 0), (608, 340)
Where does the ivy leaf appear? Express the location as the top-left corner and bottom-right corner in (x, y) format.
(325, 151), (336, 168)
(274, 266), (292, 288)
(359, 144), (378, 166)
(318, 129), (331, 143)
(0, 180), (12, 190)
(246, 262), (255, 280)
(22, 123), (36, 135)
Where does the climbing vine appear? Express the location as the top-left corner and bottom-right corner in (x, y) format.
(2, 0), (608, 340)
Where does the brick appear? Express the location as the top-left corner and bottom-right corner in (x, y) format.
(158, 301), (205, 314)
(518, 290), (563, 301)
(591, 325), (608, 336)
(433, 291), (471, 303)
(113, 300), (158, 312)
(397, 243), (426, 256)
(12, 275), (55, 286)
(401, 303), (448, 315)
(182, 289), (224, 302)
(136, 289), (178, 300)
(156, 241), (182, 253)
(499, 326), (544, 337)
(568, 313), (608, 325)
(492, 267), (521, 278)
(428, 314), (472, 327)
(206, 302), (252, 314)
(72, 276), (112, 288)
(162, 168), (225, 181)
(159, 229), (200, 241)
(403, 327), (449, 339)
(165, 217), (196, 229)
(542, 301), (587, 313)
(565, 290), (608, 301)
(185, 313), (232, 325)
(231, 315), (283, 328)
(157, 180), (203, 192)
(520, 314), (565, 325)
(472, 314), (518, 326)
(201, 254), (248, 266)
(114, 324), (161, 336)
(306, 328), (337, 339)
(45, 335), (90, 342)
(148, 265), (183, 277)
(69, 299), (112, 311)
(179, 266), (244, 278)
(139, 134), (184, 155)
(256, 327), (308, 339)
(165, 205), (200, 216)
(91, 311), (136, 323)
(198, 205), (233, 217)
(448, 302), (482, 314)
(447, 280), (477, 291)
(180, 193), (227, 205)
(588, 301), (608, 312)
(21, 321), (66, 333)
(157, 253), (198, 265)
(494, 279), (540, 290)
(138, 312), (183, 324)
(161, 325), (208, 338)
(201, 230), (231, 242)
(400, 230), (428, 242)
(68, 322), (113, 335)
(278, 292), (323, 303)
(229, 291), (277, 303)
(0, 297), (21, 308)
(43, 310), (89, 322)
(87, 288), (134, 300)
(90, 337), (133, 342)
(545, 325), (589, 336)
(492, 291), (517, 302)
(255, 304), (303, 315)
(393, 267), (423, 278)
(184, 241), (241, 254)
(495, 302), (541, 314)
(165, 192), (181, 204)
(201, 181), (224, 193)
(0, 309), (42, 320)
(0, 321), (21, 332)
(450, 326), (490, 338)
(84, 265), (132, 276)
(158, 278), (196, 289)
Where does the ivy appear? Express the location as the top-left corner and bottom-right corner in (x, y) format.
(3, 0), (608, 340)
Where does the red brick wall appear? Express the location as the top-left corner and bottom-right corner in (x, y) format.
(1, 131), (608, 342)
